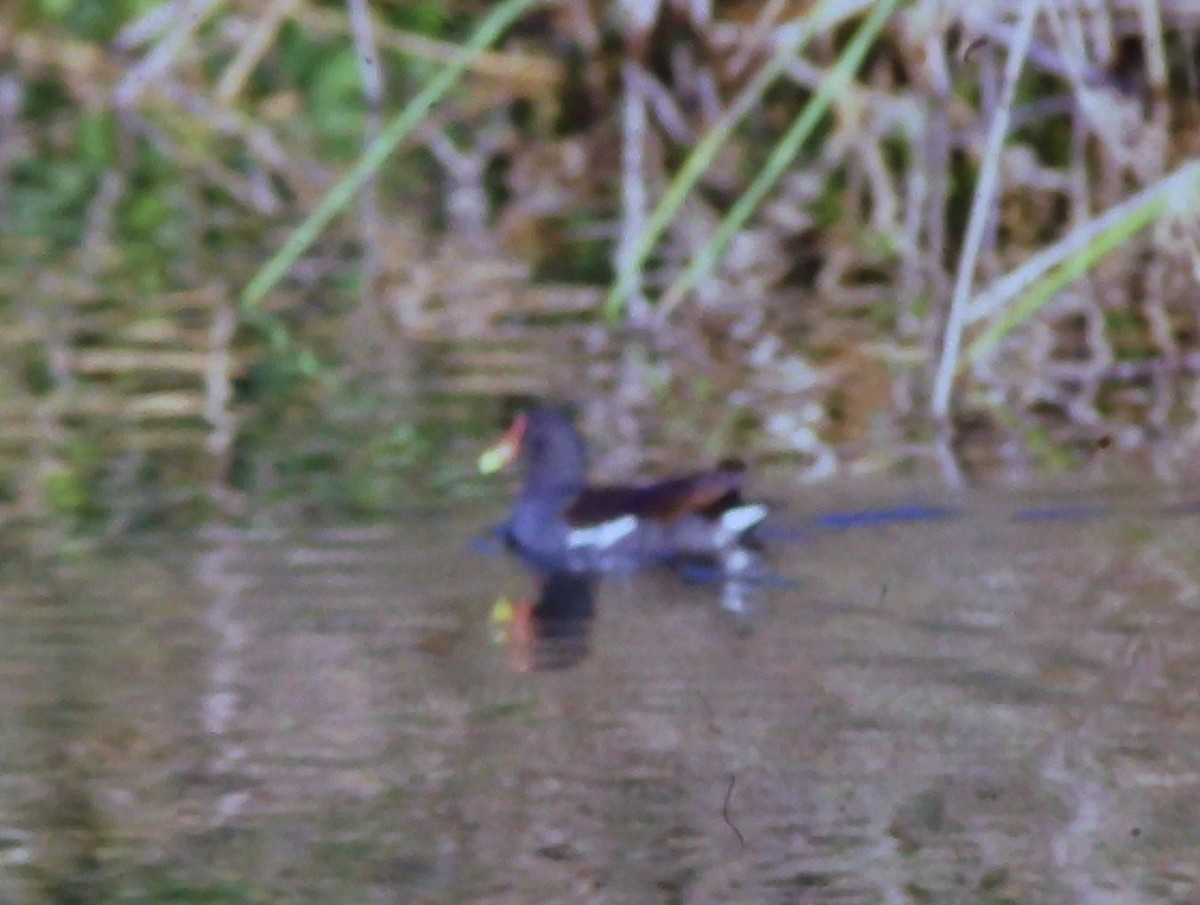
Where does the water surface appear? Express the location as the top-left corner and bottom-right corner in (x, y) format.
(3, 486), (1200, 903)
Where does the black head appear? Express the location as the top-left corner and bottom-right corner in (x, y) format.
(480, 405), (587, 492)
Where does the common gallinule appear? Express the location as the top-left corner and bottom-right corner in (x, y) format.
(479, 405), (767, 575)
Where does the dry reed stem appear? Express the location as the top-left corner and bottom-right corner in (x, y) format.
(301, 5), (564, 92)
(932, 0), (1041, 420)
(113, 0), (228, 108)
(215, 0), (301, 106)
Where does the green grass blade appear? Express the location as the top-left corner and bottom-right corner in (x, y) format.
(657, 0), (899, 316)
(965, 161), (1200, 367)
(239, 0), (546, 346)
(601, 11), (823, 321)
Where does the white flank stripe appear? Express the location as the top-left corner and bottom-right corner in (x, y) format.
(720, 504), (767, 535)
(568, 515), (638, 549)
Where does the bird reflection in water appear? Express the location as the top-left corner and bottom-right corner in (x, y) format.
(490, 570), (596, 672)
(486, 563), (768, 672)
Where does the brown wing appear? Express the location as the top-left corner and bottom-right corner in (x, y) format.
(565, 464), (746, 526)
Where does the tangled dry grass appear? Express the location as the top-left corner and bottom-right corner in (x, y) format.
(3, 0), (1200, 522)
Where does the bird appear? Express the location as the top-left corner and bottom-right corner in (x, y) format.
(478, 405), (767, 576)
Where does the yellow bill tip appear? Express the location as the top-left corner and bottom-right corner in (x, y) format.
(478, 412), (527, 474)
(478, 443), (513, 474)
(491, 596), (515, 625)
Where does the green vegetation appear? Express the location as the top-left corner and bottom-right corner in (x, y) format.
(3, 0), (1199, 531)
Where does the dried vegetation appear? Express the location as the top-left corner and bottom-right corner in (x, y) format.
(3, 0), (1200, 523)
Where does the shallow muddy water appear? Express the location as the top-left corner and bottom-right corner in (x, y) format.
(3, 484), (1200, 903)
